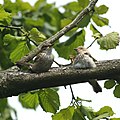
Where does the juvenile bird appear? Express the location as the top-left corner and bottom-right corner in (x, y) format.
(73, 46), (102, 93)
(30, 47), (54, 73)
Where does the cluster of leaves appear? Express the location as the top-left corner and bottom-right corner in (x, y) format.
(0, 0), (120, 119)
(19, 90), (119, 120)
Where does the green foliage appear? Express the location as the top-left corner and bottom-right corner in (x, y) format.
(39, 88), (60, 113)
(95, 5), (109, 15)
(52, 106), (75, 120)
(29, 28), (46, 44)
(113, 85), (120, 98)
(0, 99), (17, 120)
(54, 29), (85, 59)
(97, 32), (119, 50)
(19, 88), (60, 113)
(95, 106), (114, 117)
(0, 5), (11, 26)
(52, 99), (116, 120)
(10, 41), (30, 63)
(0, 0), (120, 119)
(78, 0), (89, 9)
(92, 4), (109, 27)
(19, 92), (39, 110)
(104, 80), (116, 89)
(92, 14), (109, 27)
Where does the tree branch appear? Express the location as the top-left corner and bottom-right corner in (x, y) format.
(17, 0), (98, 64)
(0, 59), (120, 98)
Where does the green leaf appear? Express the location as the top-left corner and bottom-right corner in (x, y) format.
(0, 5), (12, 26)
(80, 106), (94, 120)
(78, 0), (89, 9)
(0, 99), (7, 112)
(19, 92), (39, 110)
(95, 5), (109, 15)
(54, 29), (85, 59)
(39, 88), (60, 114)
(113, 85), (120, 98)
(61, 18), (72, 28)
(95, 106), (114, 116)
(52, 106), (74, 120)
(10, 41), (30, 63)
(97, 32), (119, 50)
(72, 108), (86, 120)
(30, 28), (46, 44)
(3, 34), (25, 52)
(90, 23), (101, 34)
(104, 80), (116, 89)
(64, 2), (82, 12)
(4, 0), (32, 13)
(92, 14), (109, 27)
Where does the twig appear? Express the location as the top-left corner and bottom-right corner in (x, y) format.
(0, 25), (25, 33)
(87, 38), (97, 49)
(70, 85), (76, 104)
(17, 0), (98, 65)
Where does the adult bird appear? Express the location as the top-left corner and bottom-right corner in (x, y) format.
(73, 46), (102, 93)
(30, 47), (54, 73)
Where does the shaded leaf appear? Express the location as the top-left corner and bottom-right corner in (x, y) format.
(92, 14), (109, 27)
(19, 92), (39, 110)
(0, 99), (7, 112)
(78, 14), (91, 28)
(104, 80), (116, 89)
(114, 85), (120, 98)
(90, 23), (101, 34)
(10, 41), (30, 63)
(0, 98), (17, 119)
(54, 29), (85, 59)
(97, 32), (119, 50)
(80, 106), (94, 119)
(39, 88), (60, 113)
(72, 108), (86, 120)
(95, 5), (109, 14)
(52, 106), (74, 120)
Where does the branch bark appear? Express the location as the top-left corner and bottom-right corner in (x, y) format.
(0, 59), (120, 98)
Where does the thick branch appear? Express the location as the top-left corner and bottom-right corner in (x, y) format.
(0, 59), (120, 98)
(17, 0), (98, 64)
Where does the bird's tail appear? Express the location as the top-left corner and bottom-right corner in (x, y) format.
(88, 80), (102, 93)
